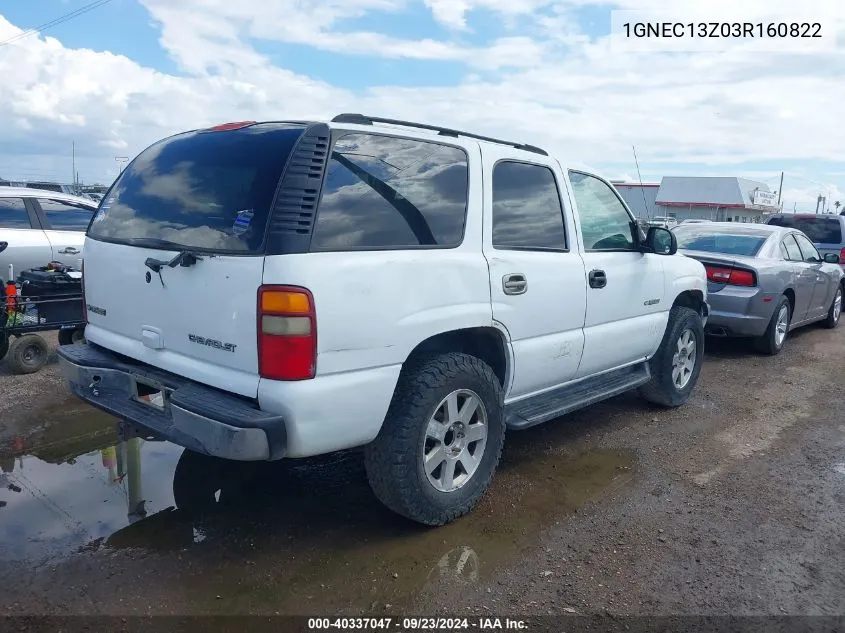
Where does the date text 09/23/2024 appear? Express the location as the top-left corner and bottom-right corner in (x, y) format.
(307, 618), (529, 630)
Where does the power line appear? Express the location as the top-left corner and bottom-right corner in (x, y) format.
(0, 0), (115, 48)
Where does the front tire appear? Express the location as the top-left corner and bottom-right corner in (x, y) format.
(823, 285), (842, 329)
(364, 353), (505, 526)
(755, 296), (791, 355)
(639, 305), (705, 407)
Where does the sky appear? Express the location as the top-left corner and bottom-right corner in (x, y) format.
(0, 0), (843, 212)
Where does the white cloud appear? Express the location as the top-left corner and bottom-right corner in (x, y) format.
(0, 0), (843, 216)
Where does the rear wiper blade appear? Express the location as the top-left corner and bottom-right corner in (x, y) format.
(125, 237), (188, 251)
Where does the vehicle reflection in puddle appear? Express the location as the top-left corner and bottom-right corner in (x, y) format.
(0, 400), (634, 613)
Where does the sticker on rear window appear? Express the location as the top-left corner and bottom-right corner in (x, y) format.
(232, 209), (254, 236)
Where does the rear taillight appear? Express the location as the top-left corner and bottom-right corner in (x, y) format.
(257, 285), (316, 381)
(839, 247), (845, 262)
(705, 265), (756, 287)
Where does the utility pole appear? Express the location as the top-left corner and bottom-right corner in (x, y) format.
(72, 141), (76, 192)
(777, 171), (783, 206)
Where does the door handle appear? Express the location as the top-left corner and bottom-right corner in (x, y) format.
(58, 247), (80, 255)
(588, 269), (607, 289)
(502, 273), (527, 295)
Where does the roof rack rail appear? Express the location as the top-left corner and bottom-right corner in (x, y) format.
(331, 113), (548, 156)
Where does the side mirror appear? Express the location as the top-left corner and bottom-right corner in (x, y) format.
(645, 226), (677, 255)
(0, 242), (6, 254)
(824, 252), (840, 264)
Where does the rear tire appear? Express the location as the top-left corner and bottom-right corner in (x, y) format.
(0, 333), (8, 362)
(755, 296), (791, 355)
(823, 285), (842, 329)
(639, 305), (704, 407)
(7, 334), (49, 374)
(364, 352), (505, 526)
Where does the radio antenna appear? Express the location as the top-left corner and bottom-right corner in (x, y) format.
(633, 145), (650, 219)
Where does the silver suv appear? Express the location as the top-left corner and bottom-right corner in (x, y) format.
(766, 214), (845, 270)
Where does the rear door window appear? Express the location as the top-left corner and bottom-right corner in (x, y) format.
(0, 198), (33, 229)
(87, 123), (307, 253)
(39, 199), (95, 231)
(311, 133), (469, 250)
(492, 161), (567, 250)
(768, 216), (842, 244)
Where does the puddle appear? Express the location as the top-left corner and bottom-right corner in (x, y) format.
(0, 400), (634, 613)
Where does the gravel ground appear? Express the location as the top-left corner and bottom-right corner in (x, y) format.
(0, 325), (843, 619)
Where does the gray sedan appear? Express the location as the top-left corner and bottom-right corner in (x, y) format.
(673, 222), (844, 355)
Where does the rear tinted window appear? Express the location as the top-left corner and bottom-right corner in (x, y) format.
(674, 227), (767, 256)
(88, 124), (306, 253)
(0, 198), (31, 229)
(311, 133), (468, 250)
(767, 216), (842, 244)
(492, 161), (567, 250)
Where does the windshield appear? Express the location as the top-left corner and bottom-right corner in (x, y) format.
(87, 123), (306, 253)
(674, 227), (768, 256)
(767, 216), (842, 244)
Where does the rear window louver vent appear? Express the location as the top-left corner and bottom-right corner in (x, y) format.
(266, 124), (330, 254)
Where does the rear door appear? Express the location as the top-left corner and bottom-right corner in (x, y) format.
(781, 233), (815, 321)
(34, 197), (96, 268)
(0, 196), (52, 276)
(481, 149), (587, 399)
(83, 122), (309, 398)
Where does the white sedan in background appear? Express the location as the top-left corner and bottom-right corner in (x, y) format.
(0, 187), (97, 276)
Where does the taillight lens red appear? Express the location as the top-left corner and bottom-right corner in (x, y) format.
(257, 285), (316, 381)
(705, 265), (756, 286)
(839, 247), (845, 262)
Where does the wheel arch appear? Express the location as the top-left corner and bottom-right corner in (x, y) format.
(782, 287), (796, 314)
(671, 289), (706, 317)
(403, 326), (512, 390)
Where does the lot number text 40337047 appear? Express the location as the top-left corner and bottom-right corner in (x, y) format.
(307, 617), (529, 630)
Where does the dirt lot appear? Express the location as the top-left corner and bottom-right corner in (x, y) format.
(0, 326), (843, 620)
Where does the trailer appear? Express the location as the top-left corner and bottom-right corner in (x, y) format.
(1, 245), (85, 374)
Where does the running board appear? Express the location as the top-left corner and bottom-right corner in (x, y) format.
(505, 363), (651, 430)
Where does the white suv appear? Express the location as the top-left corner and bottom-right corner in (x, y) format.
(58, 114), (709, 525)
(0, 187), (97, 275)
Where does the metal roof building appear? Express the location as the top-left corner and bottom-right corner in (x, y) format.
(614, 176), (781, 222)
(611, 182), (660, 219)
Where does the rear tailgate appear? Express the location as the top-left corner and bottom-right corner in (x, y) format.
(83, 239), (265, 397)
(83, 122), (310, 398)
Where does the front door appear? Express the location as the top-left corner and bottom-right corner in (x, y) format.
(481, 149), (587, 400)
(565, 169), (667, 379)
(792, 232), (833, 319)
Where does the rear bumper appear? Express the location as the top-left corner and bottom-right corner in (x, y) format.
(703, 286), (770, 337)
(57, 343), (285, 461)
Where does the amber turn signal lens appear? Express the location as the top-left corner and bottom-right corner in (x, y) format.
(260, 290), (311, 314)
